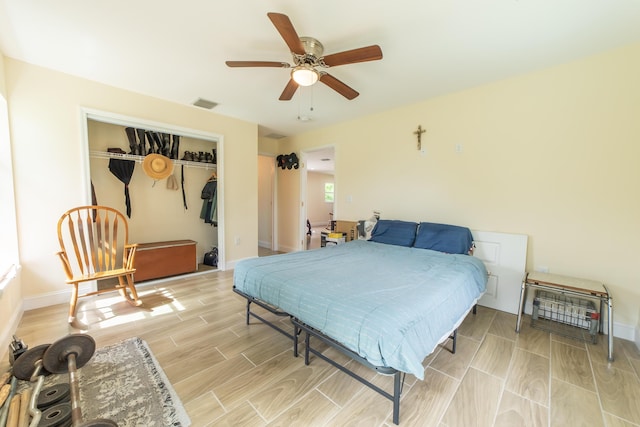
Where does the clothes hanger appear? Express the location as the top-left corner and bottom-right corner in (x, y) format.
(207, 171), (217, 181)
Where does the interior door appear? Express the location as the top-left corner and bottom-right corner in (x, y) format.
(472, 230), (528, 314)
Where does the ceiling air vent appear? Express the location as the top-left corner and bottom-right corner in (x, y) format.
(192, 98), (218, 109)
(264, 133), (287, 139)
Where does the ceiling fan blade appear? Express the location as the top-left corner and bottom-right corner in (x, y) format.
(267, 12), (305, 55)
(279, 79), (299, 101)
(225, 61), (290, 68)
(322, 45), (383, 67)
(319, 73), (359, 100)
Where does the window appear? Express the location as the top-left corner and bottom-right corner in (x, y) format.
(324, 182), (334, 203)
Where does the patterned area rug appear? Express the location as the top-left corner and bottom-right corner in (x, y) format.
(19, 337), (190, 427)
(78, 337), (190, 426)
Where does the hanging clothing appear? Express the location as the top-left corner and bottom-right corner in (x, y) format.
(181, 165), (188, 210)
(108, 158), (135, 218)
(200, 179), (217, 226)
(90, 180), (98, 222)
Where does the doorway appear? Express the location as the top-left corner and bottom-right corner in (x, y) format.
(258, 154), (276, 255)
(302, 146), (335, 250)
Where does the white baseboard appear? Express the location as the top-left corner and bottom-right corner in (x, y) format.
(23, 267), (231, 311)
(22, 283), (93, 311)
(225, 256), (258, 271)
(614, 321), (637, 342)
(277, 244), (297, 253)
(258, 240), (271, 249)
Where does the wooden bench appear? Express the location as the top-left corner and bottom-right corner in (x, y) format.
(134, 240), (197, 282)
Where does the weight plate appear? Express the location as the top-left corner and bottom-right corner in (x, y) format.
(12, 343), (51, 380)
(37, 383), (70, 409)
(39, 402), (72, 427)
(42, 334), (96, 374)
(77, 419), (119, 427)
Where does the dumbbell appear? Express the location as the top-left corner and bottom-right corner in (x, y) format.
(37, 383), (71, 410)
(41, 334), (117, 427)
(11, 343), (53, 427)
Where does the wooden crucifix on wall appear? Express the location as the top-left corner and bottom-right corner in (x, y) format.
(414, 125), (426, 150)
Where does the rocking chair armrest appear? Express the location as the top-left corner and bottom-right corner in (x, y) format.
(56, 250), (74, 281)
(124, 243), (137, 270)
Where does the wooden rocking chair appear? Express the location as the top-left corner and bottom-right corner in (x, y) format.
(56, 205), (142, 323)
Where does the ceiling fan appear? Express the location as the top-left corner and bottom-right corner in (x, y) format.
(225, 12), (383, 101)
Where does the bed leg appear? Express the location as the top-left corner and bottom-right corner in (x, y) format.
(293, 324), (300, 357)
(245, 300), (251, 325)
(392, 371), (401, 425)
(452, 329), (458, 354)
(473, 304), (477, 315)
(304, 332), (311, 365)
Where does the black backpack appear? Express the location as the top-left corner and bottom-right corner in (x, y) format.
(204, 247), (218, 267)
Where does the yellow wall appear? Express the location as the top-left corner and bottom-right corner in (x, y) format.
(0, 51), (23, 353)
(278, 43), (640, 330)
(258, 136), (280, 155)
(5, 58), (258, 301)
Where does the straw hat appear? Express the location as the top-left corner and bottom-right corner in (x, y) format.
(142, 154), (173, 180)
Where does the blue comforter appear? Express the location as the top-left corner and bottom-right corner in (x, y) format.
(233, 240), (488, 380)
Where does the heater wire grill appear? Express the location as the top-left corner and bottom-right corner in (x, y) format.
(531, 289), (599, 343)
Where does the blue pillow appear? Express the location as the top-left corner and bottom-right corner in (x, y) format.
(369, 220), (418, 247)
(413, 222), (473, 254)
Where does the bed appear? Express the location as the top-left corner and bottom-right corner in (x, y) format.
(233, 220), (488, 424)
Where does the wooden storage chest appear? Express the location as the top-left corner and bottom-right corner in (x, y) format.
(134, 240), (197, 282)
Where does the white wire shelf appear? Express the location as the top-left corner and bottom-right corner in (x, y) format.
(90, 150), (217, 170)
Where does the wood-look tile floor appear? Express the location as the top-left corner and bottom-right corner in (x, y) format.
(4, 269), (640, 426)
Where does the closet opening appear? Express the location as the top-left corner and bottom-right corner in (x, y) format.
(81, 108), (225, 287)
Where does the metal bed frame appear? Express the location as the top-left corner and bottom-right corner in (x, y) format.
(233, 287), (474, 425)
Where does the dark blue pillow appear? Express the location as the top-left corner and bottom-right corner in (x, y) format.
(413, 222), (473, 254)
(369, 220), (418, 247)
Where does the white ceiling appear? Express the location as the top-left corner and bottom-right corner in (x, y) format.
(305, 147), (335, 174)
(1, 1), (639, 141)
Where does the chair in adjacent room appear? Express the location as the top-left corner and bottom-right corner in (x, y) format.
(56, 205), (142, 323)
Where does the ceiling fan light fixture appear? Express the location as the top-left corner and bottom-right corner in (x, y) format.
(291, 65), (319, 86)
